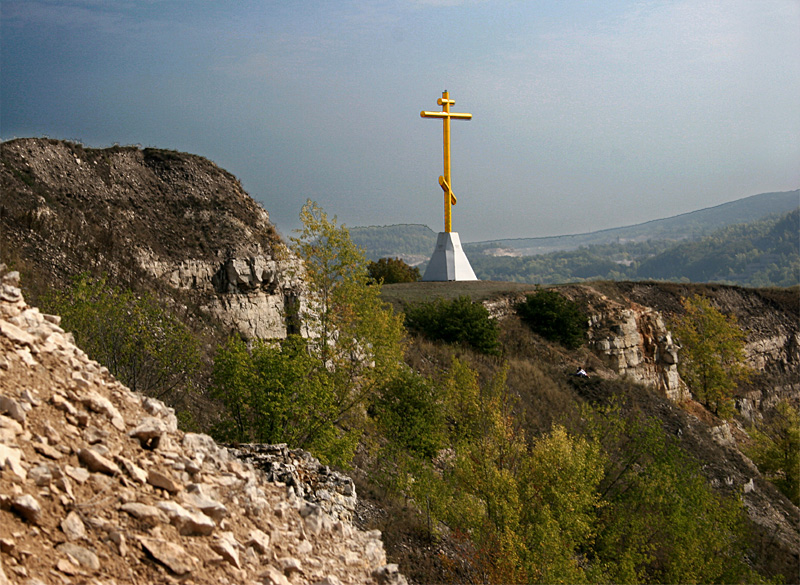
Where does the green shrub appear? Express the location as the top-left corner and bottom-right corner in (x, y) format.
(367, 257), (421, 284)
(371, 368), (445, 459)
(43, 274), (201, 401)
(516, 289), (588, 349)
(404, 295), (500, 355)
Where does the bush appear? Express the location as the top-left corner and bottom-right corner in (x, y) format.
(43, 274), (201, 401)
(516, 289), (588, 349)
(368, 257), (421, 284)
(404, 296), (500, 355)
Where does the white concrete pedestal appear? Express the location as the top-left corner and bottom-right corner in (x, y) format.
(422, 232), (478, 281)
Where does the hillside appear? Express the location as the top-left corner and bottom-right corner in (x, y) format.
(348, 190), (798, 262)
(0, 267), (405, 584)
(471, 189), (800, 255)
(468, 209), (800, 286)
(2, 138), (799, 583)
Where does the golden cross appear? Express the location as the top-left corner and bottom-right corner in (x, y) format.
(421, 90), (472, 233)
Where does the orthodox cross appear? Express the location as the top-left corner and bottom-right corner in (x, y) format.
(421, 90), (472, 233)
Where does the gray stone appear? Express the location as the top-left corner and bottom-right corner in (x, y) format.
(138, 536), (194, 575)
(0, 395), (26, 425)
(78, 448), (120, 475)
(115, 455), (148, 484)
(56, 543), (100, 571)
(246, 528), (271, 554)
(120, 502), (168, 523)
(60, 511), (87, 540)
(157, 500), (215, 536)
(11, 494), (41, 524)
(147, 468), (182, 493)
(210, 532), (241, 568)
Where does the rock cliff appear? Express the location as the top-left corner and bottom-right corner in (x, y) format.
(1, 138), (304, 340)
(0, 267), (406, 584)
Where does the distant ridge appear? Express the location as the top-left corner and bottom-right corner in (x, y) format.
(465, 189), (800, 255)
(349, 190), (799, 261)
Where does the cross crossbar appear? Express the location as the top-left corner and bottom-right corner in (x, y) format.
(420, 90), (472, 232)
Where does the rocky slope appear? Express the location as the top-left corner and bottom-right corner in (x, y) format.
(0, 267), (405, 585)
(1, 138), (303, 340)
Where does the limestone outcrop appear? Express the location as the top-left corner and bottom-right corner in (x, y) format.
(0, 267), (406, 584)
(1, 138), (307, 340)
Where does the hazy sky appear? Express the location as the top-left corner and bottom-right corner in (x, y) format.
(2, 1), (799, 242)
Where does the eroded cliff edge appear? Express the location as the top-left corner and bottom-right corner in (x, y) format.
(1, 138), (303, 339)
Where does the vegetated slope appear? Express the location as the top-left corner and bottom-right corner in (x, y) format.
(467, 208), (799, 286)
(347, 190), (799, 262)
(367, 280), (799, 583)
(635, 208), (799, 285)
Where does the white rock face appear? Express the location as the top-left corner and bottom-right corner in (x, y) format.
(145, 253), (307, 340)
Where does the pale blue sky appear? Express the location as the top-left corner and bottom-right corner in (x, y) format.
(2, 1), (799, 241)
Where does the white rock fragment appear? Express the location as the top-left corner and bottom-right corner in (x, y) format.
(210, 531), (241, 569)
(78, 448), (120, 475)
(0, 444), (26, 480)
(11, 494), (42, 524)
(138, 536), (194, 575)
(120, 502), (168, 523)
(147, 468), (182, 493)
(157, 501), (215, 536)
(60, 511), (86, 540)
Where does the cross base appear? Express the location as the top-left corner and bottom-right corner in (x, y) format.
(422, 232), (478, 282)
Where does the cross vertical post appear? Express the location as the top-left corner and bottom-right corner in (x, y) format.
(421, 90), (472, 233)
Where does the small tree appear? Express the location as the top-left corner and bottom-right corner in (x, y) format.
(212, 200), (406, 465)
(747, 400), (800, 505)
(368, 257), (421, 284)
(672, 295), (753, 418)
(516, 289), (588, 349)
(44, 274), (200, 401)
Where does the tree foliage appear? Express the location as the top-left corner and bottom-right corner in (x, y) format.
(403, 295), (501, 355)
(672, 295), (753, 417)
(44, 274), (200, 401)
(747, 400), (800, 505)
(373, 357), (763, 584)
(212, 200), (406, 465)
(516, 289), (588, 349)
(367, 257), (421, 284)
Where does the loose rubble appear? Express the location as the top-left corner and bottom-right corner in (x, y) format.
(0, 266), (407, 584)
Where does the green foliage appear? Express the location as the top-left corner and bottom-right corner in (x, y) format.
(466, 208), (799, 286)
(584, 402), (761, 584)
(211, 335), (358, 465)
(516, 289), (588, 349)
(367, 257), (421, 284)
(44, 274), (200, 401)
(747, 400), (800, 505)
(672, 295), (753, 417)
(374, 353), (762, 584)
(371, 368), (445, 459)
(212, 200), (406, 465)
(404, 295), (501, 355)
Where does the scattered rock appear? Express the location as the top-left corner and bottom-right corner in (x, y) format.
(138, 536), (194, 576)
(56, 542), (100, 571)
(11, 494), (42, 524)
(78, 447), (121, 475)
(60, 511), (87, 540)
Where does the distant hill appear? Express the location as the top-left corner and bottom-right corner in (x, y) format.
(468, 209), (799, 287)
(349, 190), (799, 262)
(468, 190), (799, 256)
(349, 223), (437, 264)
